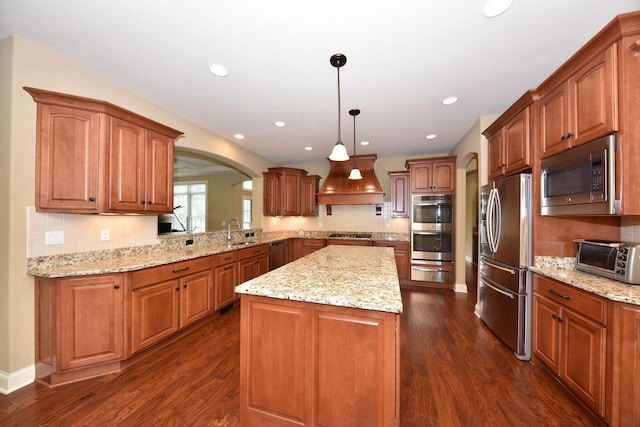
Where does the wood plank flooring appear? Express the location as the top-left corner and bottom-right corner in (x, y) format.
(0, 288), (601, 426)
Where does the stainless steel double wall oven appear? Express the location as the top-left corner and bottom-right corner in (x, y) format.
(410, 194), (454, 283)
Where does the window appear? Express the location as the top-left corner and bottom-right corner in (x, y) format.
(173, 182), (207, 232)
(242, 197), (252, 229)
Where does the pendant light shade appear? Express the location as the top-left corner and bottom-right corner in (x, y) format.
(328, 54), (350, 161)
(348, 109), (363, 180)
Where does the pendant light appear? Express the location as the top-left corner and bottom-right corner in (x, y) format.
(329, 54), (349, 161)
(348, 109), (363, 180)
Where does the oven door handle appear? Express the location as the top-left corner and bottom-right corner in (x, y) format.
(412, 231), (453, 236)
(480, 278), (515, 299)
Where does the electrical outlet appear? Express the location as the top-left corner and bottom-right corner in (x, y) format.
(100, 229), (110, 241)
(45, 231), (64, 245)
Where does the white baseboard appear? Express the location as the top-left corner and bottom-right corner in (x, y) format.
(454, 283), (468, 293)
(0, 365), (35, 395)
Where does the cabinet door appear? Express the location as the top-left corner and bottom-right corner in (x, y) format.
(487, 130), (505, 180)
(389, 172), (409, 217)
(570, 44), (618, 147)
(36, 105), (102, 212)
(432, 161), (455, 193)
(263, 172), (279, 216)
(59, 275), (124, 370)
(131, 279), (180, 353)
(180, 270), (212, 327)
(215, 263), (238, 309)
(144, 130), (174, 213)
(109, 117), (146, 212)
(239, 257), (257, 284)
(532, 294), (561, 373)
(280, 169), (302, 216)
(560, 308), (606, 415)
(410, 163), (433, 192)
(618, 303), (640, 426)
(301, 175), (320, 216)
(256, 254), (270, 276)
(504, 107), (531, 175)
(540, 82), (571, 158)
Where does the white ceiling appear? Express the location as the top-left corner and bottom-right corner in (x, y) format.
(2, 1), (639, 166)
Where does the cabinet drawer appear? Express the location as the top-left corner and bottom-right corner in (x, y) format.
(303, 238), (326, 248)
(131, 256), (212, 290)
(238, 244), (269, 260)
(533, 275), (607, 324)
(214, 250), (238, 266)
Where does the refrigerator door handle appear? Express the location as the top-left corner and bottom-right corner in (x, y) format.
(493, 188), (502, 252)
(481, 277), (515, 299)
(486, 188), (496, 253)
(481, 258), (516, 275)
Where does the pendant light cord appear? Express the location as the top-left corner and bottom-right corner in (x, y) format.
(337, 66), (341, 143)
(352, 113), (357, 169)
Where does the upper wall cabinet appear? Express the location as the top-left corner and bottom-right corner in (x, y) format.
(483, 90), (536, 180)
(405, 156), (456, 194)
(263, 167), (319, 217)
(388, 170), (410, 217)
(24, 87), (183, 214)
(539, 44), (618, 158)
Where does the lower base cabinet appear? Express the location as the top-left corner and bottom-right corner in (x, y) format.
(532, 274), (610, 421)
(35, 274), (125, 385)
(214, 251), (239, 309)
(374, 241), (410, 282)
(615, 303), (640, 426)
(238, 244), (269, 283)
(240, 295), (399, 427)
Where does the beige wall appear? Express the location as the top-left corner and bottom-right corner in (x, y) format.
(0, 35), (276, 393)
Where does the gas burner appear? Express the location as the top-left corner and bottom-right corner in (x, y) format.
(328, 233), (372, 239)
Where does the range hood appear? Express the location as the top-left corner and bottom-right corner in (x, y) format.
(317, 154), (384, 206)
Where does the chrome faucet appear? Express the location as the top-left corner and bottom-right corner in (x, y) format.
(227, 218), (241, 242)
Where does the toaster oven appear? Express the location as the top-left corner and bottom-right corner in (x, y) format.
(574, 239), (640, 284)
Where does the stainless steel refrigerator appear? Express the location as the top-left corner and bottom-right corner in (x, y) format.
(479, 173), (532, 360)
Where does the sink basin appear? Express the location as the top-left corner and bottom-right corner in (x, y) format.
(229, 241), (257, 246)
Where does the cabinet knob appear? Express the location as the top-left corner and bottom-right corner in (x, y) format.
(183, 284), (188, 288)
(114, 284), (120, 289)
(175, 286), (180, 291)
(89, 197), (96, 202)
(147, 201), (152, 205)
(141, 200), (146, 204)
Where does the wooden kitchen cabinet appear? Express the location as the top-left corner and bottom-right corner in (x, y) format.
(388, 170), (410, 218)
(214, 250), (239, 309)
(35, 274), (125, 385)
(301, 238), (326, 256)
(263, 167), (314, 217)
(539, 44), (618, 158)
(483, 91), (534, 180)
(24, 87), (182, 214)
(405, 156), (456, 194)
(130, 256), (213, 353)
(374, 241), (410, 283)
(301, 175), (321, 216)
(109, 118), (175, 213)
(286, 238), (302, 263)
(614, 302), (640, 426)
(240, 295), (399, 426)
(238, 244), (269, 283)
(532, 274), (609, 417)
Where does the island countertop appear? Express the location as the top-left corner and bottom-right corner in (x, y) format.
(234, 245), (403, 314)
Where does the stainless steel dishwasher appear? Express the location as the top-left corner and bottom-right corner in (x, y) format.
(269, 240), (286, 270)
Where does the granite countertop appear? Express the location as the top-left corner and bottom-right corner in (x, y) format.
(530, 256), (640, 306)
(235, 245), (403, 314)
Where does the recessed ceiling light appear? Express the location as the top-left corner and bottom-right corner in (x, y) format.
(426, 134), (437, 140)
(483, 0), (513, 18)
(442, 96), (458, 105)
(304, 146), (313, 151)
(360, 141), (370, 146)
(274, 121), (286, 127)
(209, 63), (228, 77)
(234, 134), (245, 140)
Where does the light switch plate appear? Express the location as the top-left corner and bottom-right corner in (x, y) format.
(45, 230), (64, 245)
(100, 229), (110, 241)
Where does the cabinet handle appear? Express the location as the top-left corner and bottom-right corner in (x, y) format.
(224, 256), (232, 260)
(172, 267), (190, 273)
(175, 286), (180, 291)
(114, 284), (120, 289)
(224, 266), (233, 271)
(147, 201), (152, 205)
(552, 313), (565, 323)
(549, 288), (571, 299)
(560, 132), (574, 141)
(89, 197), (95, 202)
(141, 200), (146, 204)
(183, 284), (187, 288)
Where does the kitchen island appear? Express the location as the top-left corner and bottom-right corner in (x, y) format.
(235, 245), (403, 427)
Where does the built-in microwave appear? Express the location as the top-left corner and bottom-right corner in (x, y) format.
(540, 135), (618, 216)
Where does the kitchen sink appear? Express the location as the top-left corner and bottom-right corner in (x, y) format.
(229, 241), (257, 246)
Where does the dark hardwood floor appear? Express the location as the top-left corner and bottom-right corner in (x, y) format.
(0, 288), (600, 426)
